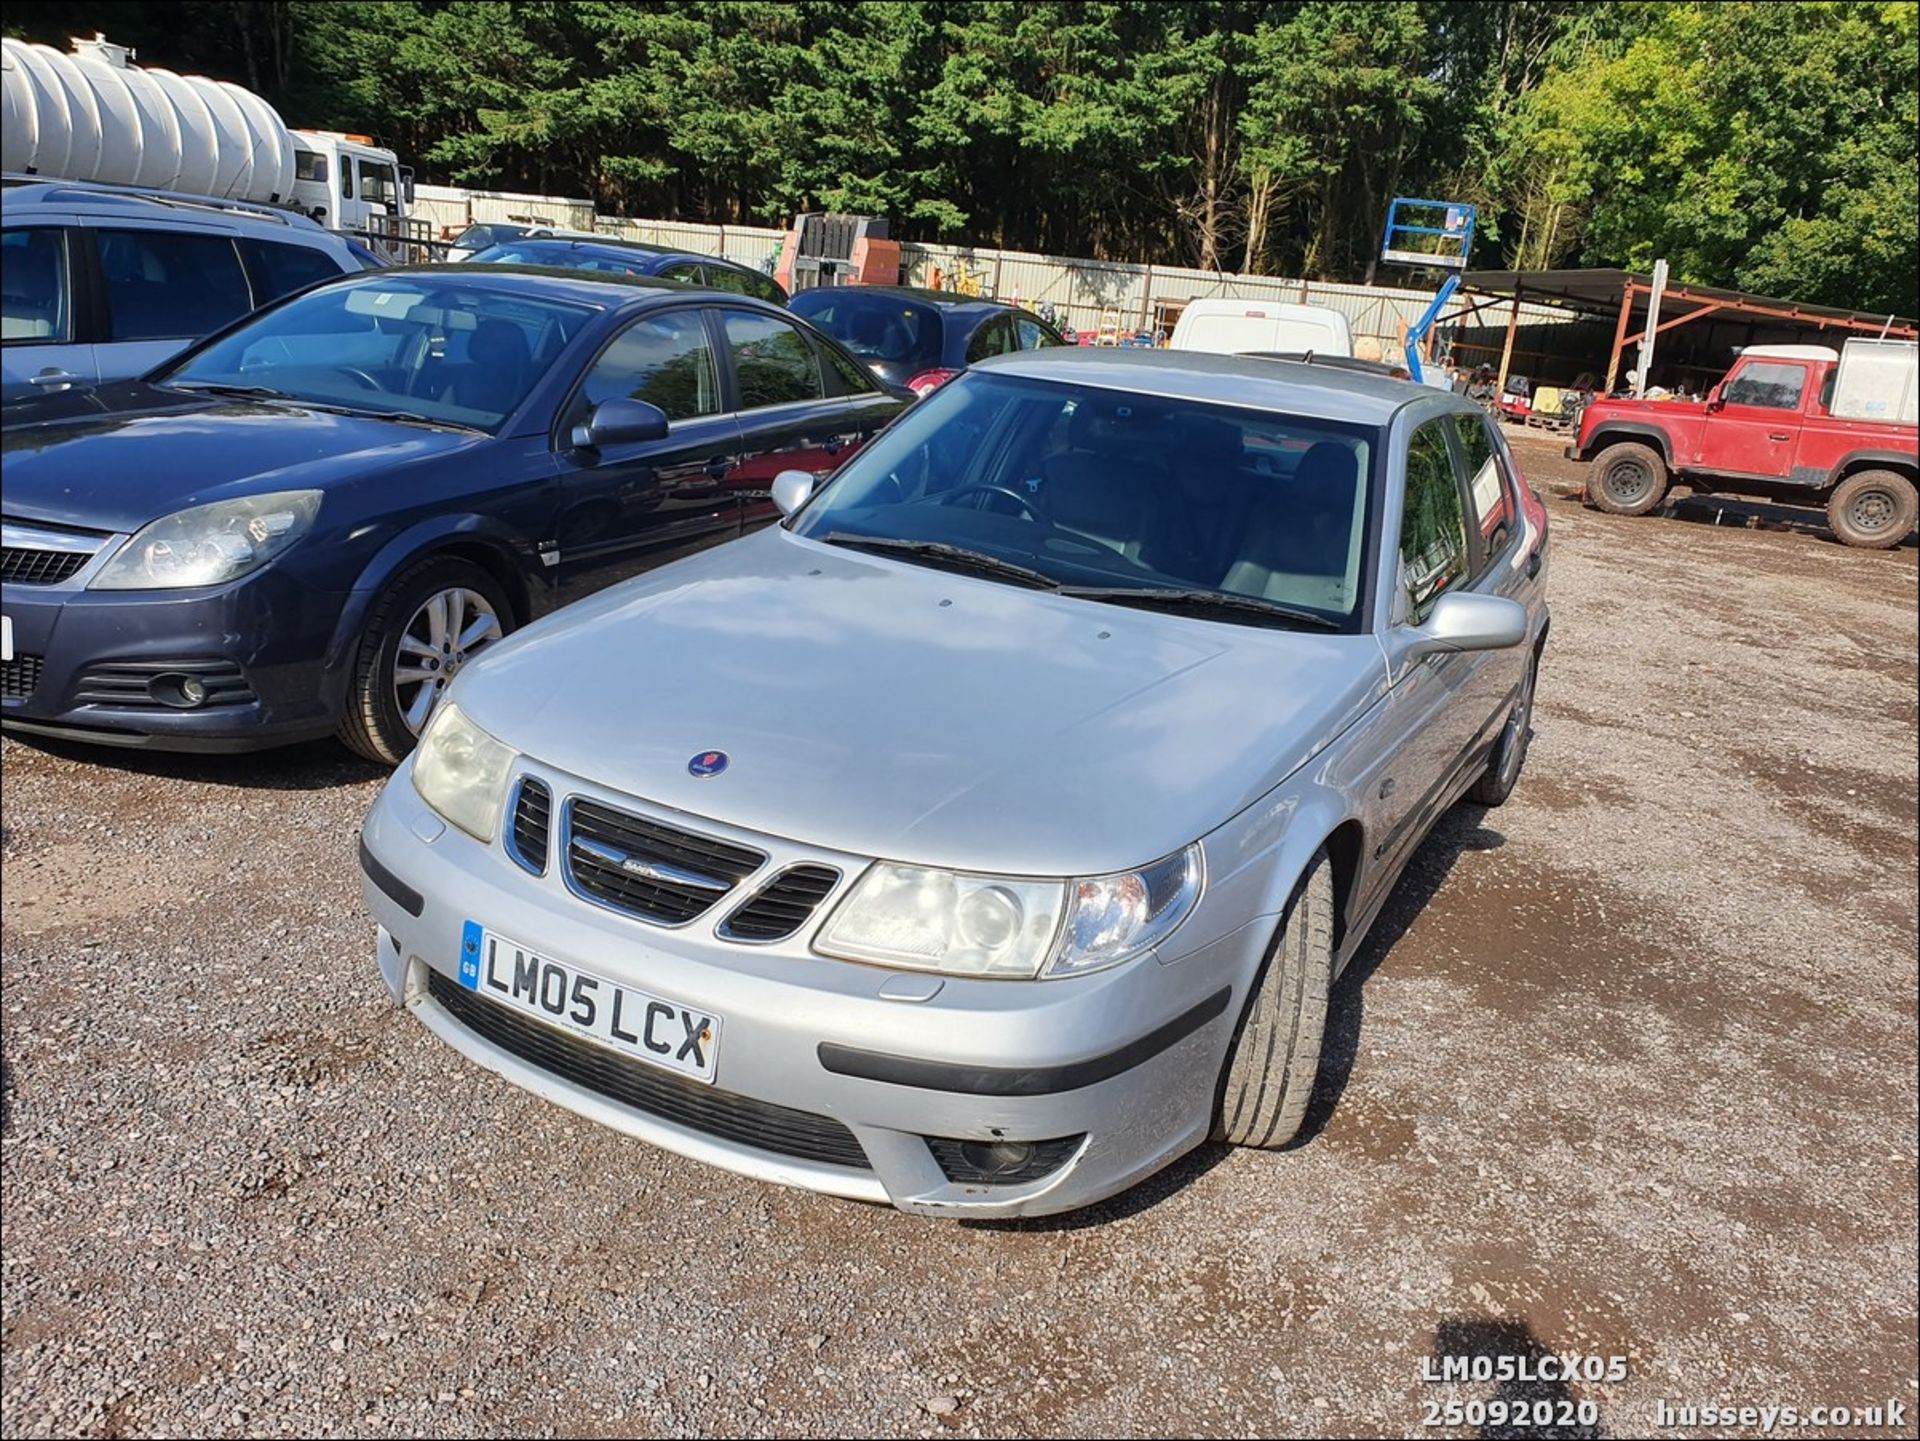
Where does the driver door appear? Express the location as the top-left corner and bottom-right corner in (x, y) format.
(549, 305), (744, 603)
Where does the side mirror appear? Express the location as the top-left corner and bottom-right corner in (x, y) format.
(1397, 591), (1528, 664)
(1705, 384), (1725, 411)
(401, 168), (416, 205)
(771, 469), (816, 517)
(570, 398), (669, 451)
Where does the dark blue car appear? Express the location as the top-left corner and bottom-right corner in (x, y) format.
(787, 286), (1067, 396)
(1, 265), (903, 760)
(469, 237), (788, 306)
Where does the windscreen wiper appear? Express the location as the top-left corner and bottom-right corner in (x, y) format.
(1055, 585), (1341, 631)
(817, 532), (1062, 590)
(165, 381), (292, 401)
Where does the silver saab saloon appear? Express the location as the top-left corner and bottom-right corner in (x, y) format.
(358, 348), (1550, 1217)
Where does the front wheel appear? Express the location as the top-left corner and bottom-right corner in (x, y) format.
(1214, 848), (1334, 1150)
(338, 556), (513, 764)
(1826, 470), (1918, 550)
(1586, 442), (1669, 516)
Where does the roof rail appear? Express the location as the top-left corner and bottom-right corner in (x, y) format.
(2, 172), (301, 225)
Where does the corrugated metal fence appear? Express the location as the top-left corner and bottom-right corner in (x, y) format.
(411, 186), (1568, 345)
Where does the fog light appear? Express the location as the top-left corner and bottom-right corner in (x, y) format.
(148, 672), (208, 708)
(957, 1139), (1037, 1178)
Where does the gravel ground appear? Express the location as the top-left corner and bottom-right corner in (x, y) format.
(3, 429), (1916, 1439)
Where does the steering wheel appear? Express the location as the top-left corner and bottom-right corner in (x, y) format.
(329, 366), (382, 391)
(942, 483), (1045, 521)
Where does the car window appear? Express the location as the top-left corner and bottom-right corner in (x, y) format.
(790, 292), (941, 371)
(245, 239), (348, 305)
(1, 228), (71, 342)
(820, 339), (879, 396)
(1449, 411), (1513, 562)
(1400, 419), (1470, 625)
(97, 229), (252, 341)
(158, 276), (590, 433)
(966, 316), (1016, 364)
(703, 265), (752, 295)
(1723, 361), (1807, 410)
(360, 162), (400, 208)
(1015, 317), (1062, 349)
(295, 151), (328, 184)
(658, 261), (707, 285)
(341, 163), (354, 200)
(793, 370), (1377, 629)
(578, 309), (719, 422)
(747, 272), (786, 305)
(720, 310), (823, 409)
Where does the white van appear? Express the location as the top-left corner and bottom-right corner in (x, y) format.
(1169, 299), (1354, 358)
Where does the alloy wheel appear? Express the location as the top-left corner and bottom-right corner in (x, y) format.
(393, 586), (504, 734)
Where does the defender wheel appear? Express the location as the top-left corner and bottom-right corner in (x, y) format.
(1214, 847), (1334, 1150)
(338, 556), (513, 765)
(1826, 470), (1918, 550)
(1470, 646), (1540, 807)
(1586, 442), (1669, 516)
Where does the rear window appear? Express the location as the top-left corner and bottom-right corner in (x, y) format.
(98, 229), (252, 341)
(789, 291), (941, 371)
(245, 239), (349, 304)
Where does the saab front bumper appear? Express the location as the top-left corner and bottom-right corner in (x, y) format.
(359, 757), (1262, 1218)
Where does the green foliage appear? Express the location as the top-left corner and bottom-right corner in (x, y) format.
(6, 0), (1914, 311)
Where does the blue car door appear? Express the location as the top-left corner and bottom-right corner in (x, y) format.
(548, 303), (746, 604)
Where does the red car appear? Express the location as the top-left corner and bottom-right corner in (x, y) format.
(1568, 342), (1919, 548)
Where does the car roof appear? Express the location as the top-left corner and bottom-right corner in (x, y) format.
(2, 172), (336, 238)
(972, 345), (1451, 424)
(367, 262), (762, 307)
(794, 285), (1014, 315)
(484, 236), (733, 268)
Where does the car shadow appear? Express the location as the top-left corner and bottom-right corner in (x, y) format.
(1664, 491), (1920, 549)
(1429, 1315), (1607, 1438)
(0, 732), (386, 791)
(966, 806), (1507, 1231)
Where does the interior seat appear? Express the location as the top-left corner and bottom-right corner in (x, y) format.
(450, 318), (533, 416)
(1220, 440), (1362, 611)
(1040, 403), (1172, 563)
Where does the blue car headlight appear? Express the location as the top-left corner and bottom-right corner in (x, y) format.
(90, 491), (321, 590)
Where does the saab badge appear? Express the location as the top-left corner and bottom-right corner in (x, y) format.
(688, 750), (729, 778)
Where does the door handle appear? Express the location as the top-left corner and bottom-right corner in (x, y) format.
(1526, 550), (1542, 579)
(28, 369), (83, 389)
(1768, 432), (1791, 442)
(704, 456), (734, 479)
(822, 436), (844, 456)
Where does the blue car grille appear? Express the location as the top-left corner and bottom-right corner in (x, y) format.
(426, 967), (870, 1171)
(2, 655), (43, 701)
(565, 797), (765, 926)
(2, 547), (90, 586)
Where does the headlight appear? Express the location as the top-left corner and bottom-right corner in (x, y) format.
(815, 844), (1203, 980)
(90, 491), (321, 590)
(411, 703), (517, 842)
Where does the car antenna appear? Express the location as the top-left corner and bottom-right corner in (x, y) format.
(1303, 349), (1316, 365)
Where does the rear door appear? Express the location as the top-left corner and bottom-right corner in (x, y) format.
(1700, 358), (1812, 478)
(0, 225), (94, 401)
(549, 303), (745, 602)
(83, 223), (257, 382)
(714, 307), (890, 526)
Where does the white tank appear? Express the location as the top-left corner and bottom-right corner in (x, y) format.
(1, 35), (295, 204)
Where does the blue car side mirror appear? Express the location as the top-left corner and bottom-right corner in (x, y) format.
(571, 398), (669, 450)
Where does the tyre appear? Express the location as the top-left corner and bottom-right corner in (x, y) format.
(1826, 470), (1918, 550)
(338, 555), (512, 764)
(1585, 441), (1669, 516)
(1214, 847), (1334, 1150)
(1470, 645), (1541, 807)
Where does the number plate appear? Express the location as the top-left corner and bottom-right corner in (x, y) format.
(457, 921), (720, 1083)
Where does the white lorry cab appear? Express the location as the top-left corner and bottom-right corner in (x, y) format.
(1169, 298), (1355, 358)
(290, 131), (413, 236)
